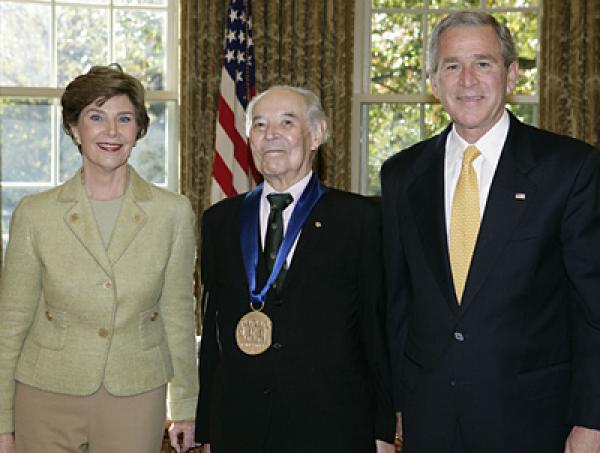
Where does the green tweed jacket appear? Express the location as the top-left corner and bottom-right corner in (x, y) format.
(0, 166), (199, 434)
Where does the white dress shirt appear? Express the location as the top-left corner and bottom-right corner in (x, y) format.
(444, 109), (510, 237)
(260, 171), (313, 266)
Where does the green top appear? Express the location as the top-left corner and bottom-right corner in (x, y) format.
(90, 196), (124, 248)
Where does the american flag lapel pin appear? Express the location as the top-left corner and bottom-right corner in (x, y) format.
(514, 193), (526, 200)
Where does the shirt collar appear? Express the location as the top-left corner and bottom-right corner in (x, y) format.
(447, 109), (509, 166)
(262, 171), (313, 203)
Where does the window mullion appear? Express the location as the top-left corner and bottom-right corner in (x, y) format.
(109, 0), (114, 63)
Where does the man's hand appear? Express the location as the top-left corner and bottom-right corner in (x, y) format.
(168, 420), (195, 453)
(376, 439), (396, 452)
(565, 426), (600, 453)
(0, 433), (15, 453)
(395, 411), (403, 451)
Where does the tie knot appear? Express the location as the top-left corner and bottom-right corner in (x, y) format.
(463, 145), (481, 165)
(267, 193), (293, 211)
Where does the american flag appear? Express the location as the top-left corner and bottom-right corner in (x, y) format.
(210, 0), (259, 204)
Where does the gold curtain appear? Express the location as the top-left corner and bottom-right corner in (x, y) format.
(179, 0), (355, 317)
(180, 0), (355, 216)
(252, 0), (355, 190)
(539, 0), (600, 148)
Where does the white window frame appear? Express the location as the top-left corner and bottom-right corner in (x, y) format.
(0, 0), (180, 192)
(351, 0), (540, 194)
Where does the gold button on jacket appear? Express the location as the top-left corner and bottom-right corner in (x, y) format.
(0, 167), (199, 434)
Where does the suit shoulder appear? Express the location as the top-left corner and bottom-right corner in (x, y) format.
(202, 193), (246, 223)
(12, 185), (64, 221)
(148, 184), (190, 205)
(521, 122), (598, 159)
(322, 189), (381, 221)
(142, 185), (195, 225)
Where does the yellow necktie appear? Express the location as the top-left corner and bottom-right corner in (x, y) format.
(450, 145), (481, 304)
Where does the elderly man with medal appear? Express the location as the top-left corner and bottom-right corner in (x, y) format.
(195, 85), (396, 452)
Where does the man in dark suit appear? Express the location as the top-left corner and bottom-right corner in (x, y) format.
(381, 11), (600, 453)
(195, 86), (395, 453)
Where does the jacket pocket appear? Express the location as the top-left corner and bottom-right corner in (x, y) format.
(139, 306), (166, 350)
(32, 309), (68, 350)
(518, 361), (570, 401)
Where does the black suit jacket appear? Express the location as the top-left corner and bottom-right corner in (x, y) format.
(196, 186), (395, 452)
(381, 113), (600, 453)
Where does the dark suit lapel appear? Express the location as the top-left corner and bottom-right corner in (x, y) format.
(280, 193), (329, 291)
(407, 130), (458, 312)
(460, 115), (537, 310)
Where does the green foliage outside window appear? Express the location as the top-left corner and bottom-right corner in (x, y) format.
(364, 1), (539, 194)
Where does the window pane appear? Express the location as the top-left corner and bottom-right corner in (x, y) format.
(366, 103), (421, 195)
(114, 0), (167, 6)
(2, 187), (48, 238)
(0, 99), (52, 183)
(59, 0), (109, 5)
(429, 0), (479, 7)
(130, 101), (168, 185)
(57, 6), (110, 87)
(371, 13), (422, 94)
(372, 0), (423, 7)
(489, 0), (538, 6)
(507, 103), (536, 124)
(424, 103), (450, 137)
(494, 12), (538, 95)
(114, 10), (167, 90)
(0, 2), (51, 87)
(59, 128), (81, 184)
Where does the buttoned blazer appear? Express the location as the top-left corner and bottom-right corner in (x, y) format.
(0, 166), (198, 434)
(381, 113), (600, 448)
(196, 187), (395, 452)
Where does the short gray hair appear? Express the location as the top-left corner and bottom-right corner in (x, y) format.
(245, 85), (329, 143)
(428, 11), (518, 75)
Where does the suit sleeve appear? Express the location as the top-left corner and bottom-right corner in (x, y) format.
(563, 149), (600, 429)
(0, 198), (43, 434)
(380, 159), (411, 413)
(160, 196), (199, 421)
(195, 210), (219, 443)
(359, 199), (396, 443)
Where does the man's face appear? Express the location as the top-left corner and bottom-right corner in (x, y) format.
(249, 88), (321, 190)
(430, 25), (518, 143)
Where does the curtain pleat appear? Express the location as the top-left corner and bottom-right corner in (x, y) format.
(179, 0), (355, 325)
(540, 0), (600, 148)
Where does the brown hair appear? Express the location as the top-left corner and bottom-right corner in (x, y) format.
(428, 11), (518, 75)
(61, 63), (150, 146)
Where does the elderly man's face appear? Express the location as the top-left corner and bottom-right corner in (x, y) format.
(249, 88), (320, 191)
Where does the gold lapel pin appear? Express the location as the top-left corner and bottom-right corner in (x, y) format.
(514, 193), (526, 200)
(314, 221), (322, 228)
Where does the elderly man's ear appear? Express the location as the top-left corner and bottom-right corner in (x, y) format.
(311, 120), (327, 150)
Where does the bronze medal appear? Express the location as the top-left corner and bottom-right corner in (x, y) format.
(235, 310), (272, 355)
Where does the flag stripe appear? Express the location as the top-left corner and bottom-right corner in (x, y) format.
(211, 0), (258, 205)
(217, 96), (251, 171)
(212, 154), (236, 197)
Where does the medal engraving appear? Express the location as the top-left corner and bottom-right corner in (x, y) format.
(236, 310), (272, 355)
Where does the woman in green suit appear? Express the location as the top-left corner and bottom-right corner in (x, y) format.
(0, 65), (198, 453)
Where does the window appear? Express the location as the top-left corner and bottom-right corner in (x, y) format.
(352, 0), (540, 195)
(0, 0), (178, 248)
